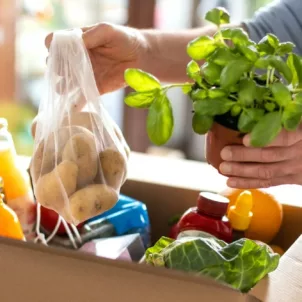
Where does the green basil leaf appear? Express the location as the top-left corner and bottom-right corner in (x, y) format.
(186, 60), (201, 81)
(201, 62), (222, 85)
(192, 113), (213, 134)
(271, 82), (292, 107)
(264, 102), (276, 112)
(187, 36), (216, 60)
(209, 48), (238, 66)
(124, 89), (159, 108)
(277, 42), (295, 56)
(238, 78), (257, 106)
(220, 58), (252, 88)
(267, 34), (279, 49)
(287, 53), (302, 88)
(254, 56), (270, 69)
(282, 103), (302, 131)
(255, 85), (269, 103)
(238, 108), (264, 133)
(147, 94), (174, 145)
(231, 104), (242, 117)
(238, 45), (259, 62)
(295, 92), (302, 104)
(124, 68), (161, 92)
(205, 7), (230, 26)
(182, 85), (193, 94)
(229, 84), (239, 93)
(190, 88), (207, 101)
(257, 36), (275, 55)
(193, 98), (233, 116)
(269, 56), (293, 84)
(250, 111), (282, 147)
(218, 28), (249, 46)
(208, 88), (227, 99)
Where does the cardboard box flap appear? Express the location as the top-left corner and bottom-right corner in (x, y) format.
(251, 235), (302, 302)
(0, 237), (258, 302)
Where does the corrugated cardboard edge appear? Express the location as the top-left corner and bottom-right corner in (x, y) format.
(251, 235), (302, 302)
(0, 237), (255, 302)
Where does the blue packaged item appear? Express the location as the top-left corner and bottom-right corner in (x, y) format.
(85, 194), (151, 248)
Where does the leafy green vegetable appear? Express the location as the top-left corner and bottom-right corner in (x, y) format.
(210, 48), (238, 66)
(186, 60), (201, 83)
(123, 6), (302, 148)
(231, 104), (242, 117)
(124, 90), (159, 108)
(124, 68), (161, 92)
(146, 94), (174, 145)
(205, 7), (230, 26)
(287, 53), (302, 88)
(187, 36), (216, 60)
(220, 58), (252, 88)
(277, 42), (295, 56)
(267, 34), (279, 49)
(269, 56), (293, 83)
(192, 113), (213, 134)
(238, 78), (257, 106)
(282, 102), (302, 131)
(271, 82), (291, 107)
(145, 236), (280, 293)
(250, 111), (282, 147)
(201, 62), (222, 84)
(238, 45), (259, 62)
(194, 98), (234, 116)
(238, 108), (264, 133)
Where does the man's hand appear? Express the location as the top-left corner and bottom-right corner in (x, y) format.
(45, 23), (149, 95)
(219, 126), (302, 188)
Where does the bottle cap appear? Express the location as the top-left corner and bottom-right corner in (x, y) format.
(197, 192), (229, 217)
(228, 190), (253, 231)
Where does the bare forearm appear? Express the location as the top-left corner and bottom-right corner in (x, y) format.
(140, 24), (241, 83)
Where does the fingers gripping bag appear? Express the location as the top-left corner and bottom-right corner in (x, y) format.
(30, 29), (130, 226)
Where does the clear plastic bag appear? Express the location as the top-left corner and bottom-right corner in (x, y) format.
(30, 29), (130, 226)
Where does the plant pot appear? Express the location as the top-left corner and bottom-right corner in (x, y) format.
(205, 122), (243, 171)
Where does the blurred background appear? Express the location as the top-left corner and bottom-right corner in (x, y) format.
(0, 0), (273, 158)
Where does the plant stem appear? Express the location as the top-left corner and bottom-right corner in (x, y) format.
(229, 95), (238, 101)
(270, 68), (275, 83)
(163, 83), (193, 90)
(266, 67), (271, 87)
(291, 88), (302, 93)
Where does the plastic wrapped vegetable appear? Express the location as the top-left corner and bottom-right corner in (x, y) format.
(145, 235), (280, 293)
(30, 29), (129, 226)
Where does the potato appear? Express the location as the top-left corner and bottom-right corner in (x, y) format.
(35, 160), (78, 211)
(61, 111), (101, 133)
(98, 148), (127, 189)
(62, 131), (98, 187)
(69, 184), (118, 223)
(30, 126), (90, 183)
(62, 111), (130, 158)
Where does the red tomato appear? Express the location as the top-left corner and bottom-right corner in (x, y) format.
(40, 206), (84, 235)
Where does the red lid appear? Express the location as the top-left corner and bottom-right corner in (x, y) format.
(197, 192), (229, 217)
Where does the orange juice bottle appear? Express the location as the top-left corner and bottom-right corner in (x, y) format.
(0, 118), (36, 240)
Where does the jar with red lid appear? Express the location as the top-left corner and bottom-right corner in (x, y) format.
(176, 191), (233, 243)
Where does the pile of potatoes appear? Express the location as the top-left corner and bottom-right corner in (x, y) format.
(30, 111), (129, 225)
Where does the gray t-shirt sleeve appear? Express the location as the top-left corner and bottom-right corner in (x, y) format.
(243, 0), (302, 55)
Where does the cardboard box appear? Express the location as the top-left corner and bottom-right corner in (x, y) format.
(1, 152), (302, 301)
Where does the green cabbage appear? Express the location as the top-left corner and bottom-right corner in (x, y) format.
(145, 236), (280, 293)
